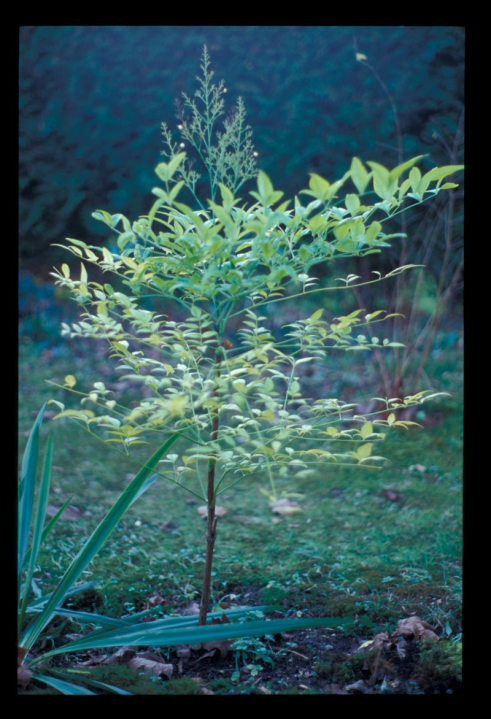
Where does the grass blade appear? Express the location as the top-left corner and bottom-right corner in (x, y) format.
(18, 403), (46, 579)
(20, 432), (181, 652)
(35, 615), (347, 662)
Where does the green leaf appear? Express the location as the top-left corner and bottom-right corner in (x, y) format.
(18, 435), (53, 634)
(27, 606), (131, 629)
(49, 670), (133, 695)
(169, 180), (185, 202)
(31, 673), (96, 695)
(23, 495), (73, 568)
(41, 615), (348, 658)
(308, 173), (331, 201)
(18, 403), (46, 580)
(350, 157), (370, 194)
(167, 152), (187, 178)
(409, 166), (422, 193)
(423, 165), (464, 184)
(367, 162), (395, 200)
(155, 153), (186, 182)
(357, 443), (372, 460)
(389, 155), (427, 182)
(365, 221), (382, 245)
(439, 182), (459, 190)
(20, 433), (181, 652)
(345, 194), (361, 216)
(64, 238), (88, 248)
(219, 183), (235, 211)
(257, 170), (274, 200)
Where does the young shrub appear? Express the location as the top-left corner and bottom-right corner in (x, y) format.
(18, 405), (344, 694)
(50, 46), (463, 627)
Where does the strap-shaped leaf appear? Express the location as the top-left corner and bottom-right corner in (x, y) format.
(36, 615), (347, 661)
(18, 435), (53, 635)
(20, 432), (181, 652)
(30, 673), (96, 695)
(18, 403), (46, 580)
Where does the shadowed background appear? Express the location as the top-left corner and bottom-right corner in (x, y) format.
(19, 26), (464, 274)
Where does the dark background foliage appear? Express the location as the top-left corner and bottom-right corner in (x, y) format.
(19, 25), (464, 275)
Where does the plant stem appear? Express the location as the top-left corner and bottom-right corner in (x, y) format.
(198, 343), (221, 626)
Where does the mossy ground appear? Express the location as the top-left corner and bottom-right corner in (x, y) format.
(18, 310), (462, 695)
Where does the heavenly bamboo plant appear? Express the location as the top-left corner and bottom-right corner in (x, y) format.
(49, 47), (463, 627)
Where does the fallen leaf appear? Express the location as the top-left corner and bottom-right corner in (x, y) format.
(176, 645), (192, 659)
(129, 657), (173, 679)
(107, 646), (136, 664)
(147, 591), (166, 607)
(76, 654), (109, 667)
(269, 498), (302, 516)
(200, 688), (215, 695)
(396, 637), (408, 659)
(392, 616), (439, 641)
(46, 504), (83, 521)
(401, 605), (417, 617)
(201, 641), (232, 659)
(345, 679), (371, 694)
(158, 521), (178, 531)
(18, 647), (28, 666)
(258, 685), (271, 695)
(181, 600), (200, 616)
(211, 612), (231, 625)
(329, 683), (349, 695)
(363, 653), (387, 683)
(381, 490), (402, 501)
(372, 631), (390, 651)
(201, 612), (232, 657)
(198, 505), (227, 519)
(138, 650), (167, 663)
(17, 664), (33, 689)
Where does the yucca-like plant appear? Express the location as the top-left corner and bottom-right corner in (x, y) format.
(49, 47), (463, 628)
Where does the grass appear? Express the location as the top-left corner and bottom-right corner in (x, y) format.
(18, 309), (463, 693)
